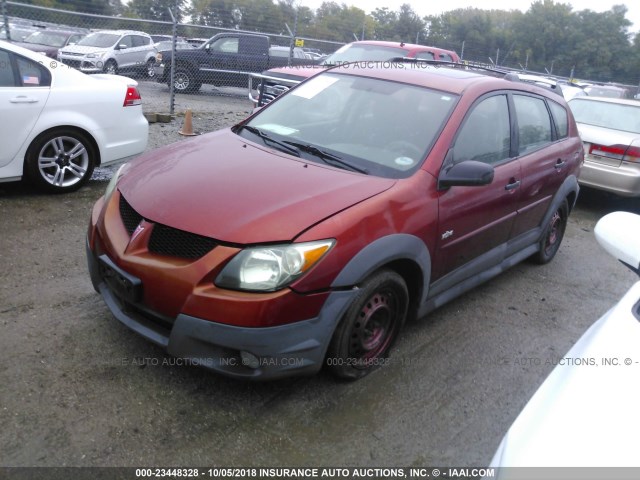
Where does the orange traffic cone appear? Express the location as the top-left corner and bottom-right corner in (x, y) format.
(179, 109), (199, 136)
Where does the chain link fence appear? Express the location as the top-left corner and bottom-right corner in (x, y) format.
(0, 0), (345, 115)
(2, 0), (638, 114)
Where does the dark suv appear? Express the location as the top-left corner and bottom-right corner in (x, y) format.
(87, 61), (583, 380)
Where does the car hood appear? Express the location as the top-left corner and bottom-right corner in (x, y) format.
(14, 42), (57, 57)
(490, 280), (640, 467)
(118, 129), (395, 244)
(59, 44), (108, 55)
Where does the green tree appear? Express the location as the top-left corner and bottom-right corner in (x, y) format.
(125, 0), (186, 22)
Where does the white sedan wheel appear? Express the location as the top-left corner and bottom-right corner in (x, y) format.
(26, 130), (96, 193)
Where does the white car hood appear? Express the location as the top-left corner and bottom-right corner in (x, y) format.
(490, 281), (640, 468)
(59, 44), (109, 56)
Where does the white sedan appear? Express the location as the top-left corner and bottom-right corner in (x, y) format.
(569, 96), (640, 197)
(490, 211), (640, 469)
(0, 40), (148, 193)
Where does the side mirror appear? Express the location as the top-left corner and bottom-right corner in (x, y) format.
(117, 44), (128, 50)
(594, 212), (640, 276)
(438, 160), (495, 190)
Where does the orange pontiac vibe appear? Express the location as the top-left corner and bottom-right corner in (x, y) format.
(87, 61), (583, 380)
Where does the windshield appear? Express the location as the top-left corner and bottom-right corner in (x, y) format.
(23, 31), (69, 47)
(240, 71), (458, 178)
(569, 99), (640, 134)
(322, 44), (410, 65)
(77, 32), (119, 48)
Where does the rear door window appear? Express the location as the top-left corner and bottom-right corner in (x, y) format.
(548, 100), (568, 139)
(0, 49), (15, 86)
(16, 55), (51, 87)
(514, 95), (552, 154)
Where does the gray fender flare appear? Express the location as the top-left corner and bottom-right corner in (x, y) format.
(539, 175), (579, 238)
(331, 234), (431, 307)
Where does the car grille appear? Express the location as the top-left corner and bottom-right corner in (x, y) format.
(260, 82), (292, 105)
(119, 193), (216, 260)
(62, 59), (82, 69)
(148, 224), (217, 260)
(119, 194), (144, 235)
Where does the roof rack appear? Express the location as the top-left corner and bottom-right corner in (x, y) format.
(388, 57), (513, 76)
(388, 57), (564, 97)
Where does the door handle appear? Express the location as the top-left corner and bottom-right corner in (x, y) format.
(10, 96), (39, 104)
(505, 179), (521, 191)
(554, 158), (567, 170)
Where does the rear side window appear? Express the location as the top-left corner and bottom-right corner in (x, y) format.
(439, 53), (453, 62)
(548, 100), (568, 138)
(16, 55), (51, 87)
(453, 95), (511, 165)
(514, 95), (552, 155)
(0, 50), (15, 86)
(415, 51), (435, 60)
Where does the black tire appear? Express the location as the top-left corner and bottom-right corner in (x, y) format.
(532, 199), (568, 264)
(327, 270), (408, 380)
(24, 129), (96, 193)
(103, 59), (118, 75)
(172, 68), (201, 93)
(146, 58), (156, 78)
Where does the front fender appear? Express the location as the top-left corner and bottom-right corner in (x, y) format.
(331, 233), (431, 307)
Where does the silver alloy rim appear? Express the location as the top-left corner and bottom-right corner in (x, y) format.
(37, 136), (89, 188)
(147, 60), (155, 77)
(105, 62), (116, 74)
(175, 72), (189, 90)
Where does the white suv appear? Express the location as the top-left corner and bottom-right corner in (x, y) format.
(58, 30), (156, 77)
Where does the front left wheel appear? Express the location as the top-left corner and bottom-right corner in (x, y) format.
(146, 58), (156, 78)
(326, 270), (408, 380)
(25, 129), (96, 193)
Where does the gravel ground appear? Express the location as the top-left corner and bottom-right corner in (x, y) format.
(1, 78), (639, 472)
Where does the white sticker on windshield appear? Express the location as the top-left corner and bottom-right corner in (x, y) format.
(395, 157), (415, 166)
(291, 76), (339, 99)
(256, 124), (298, 136)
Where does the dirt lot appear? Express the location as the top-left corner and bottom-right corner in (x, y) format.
(1, 81), (639, 469)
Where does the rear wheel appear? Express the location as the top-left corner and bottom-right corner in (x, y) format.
(533, 199), (568, 264)
(25, 129), (96, 193)
(327, 270), (408, 380)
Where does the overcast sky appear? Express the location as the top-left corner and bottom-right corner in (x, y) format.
(295, 0), (640, 33)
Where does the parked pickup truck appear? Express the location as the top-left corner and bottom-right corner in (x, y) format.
(250, 40), (460, 106)
(154, 32), (317, 93)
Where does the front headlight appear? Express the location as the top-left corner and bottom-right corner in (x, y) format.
(86, 52), (104, 59)
(215, 240), (335, 291)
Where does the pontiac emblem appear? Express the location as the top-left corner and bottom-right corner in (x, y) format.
(131, 223), (145, 242)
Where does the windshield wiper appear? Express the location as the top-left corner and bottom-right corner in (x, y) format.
(283, 141), (368, 174)
(237, 125), (301, 157)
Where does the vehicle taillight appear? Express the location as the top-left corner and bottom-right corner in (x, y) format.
(590, 144), (640, 164)
(123, 85), (141, 107)
(624, 146), (640, 163)
(589, 143), (626, 161)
